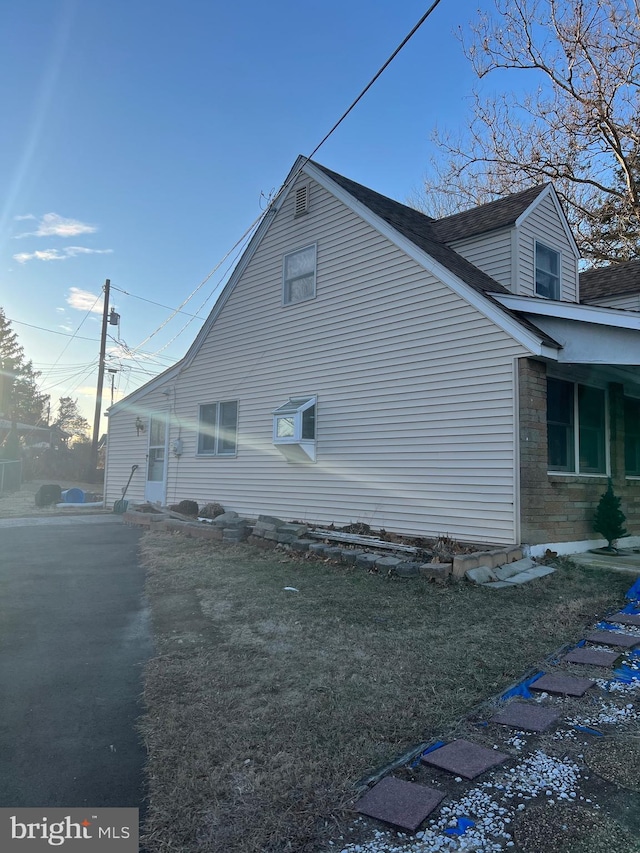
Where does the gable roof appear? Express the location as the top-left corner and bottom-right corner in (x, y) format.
(580, 258), (640, 302)
(309, 161), (558, 348)
(311, 162), (511, 298)
(432, 184), (550, 243)
(110, 158), (562, 413)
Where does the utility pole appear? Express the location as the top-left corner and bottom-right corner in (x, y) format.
(87, 279), (110, 482)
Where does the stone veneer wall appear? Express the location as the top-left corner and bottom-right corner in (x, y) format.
(518, 357), (640, 545)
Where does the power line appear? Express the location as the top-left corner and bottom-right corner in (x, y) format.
(110, 285), (206, 320)
(116, 3), (444, 363)
(6, 316), (98, 342)
(306, 0), (444, 164)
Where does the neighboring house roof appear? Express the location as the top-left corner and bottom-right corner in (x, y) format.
(580, 258), (640, 301)
(432, 184), (550, 243)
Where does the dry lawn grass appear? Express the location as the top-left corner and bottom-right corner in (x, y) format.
(139, 534), (631, 853)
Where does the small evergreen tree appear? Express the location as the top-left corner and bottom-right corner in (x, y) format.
(593, 479), (627, 551)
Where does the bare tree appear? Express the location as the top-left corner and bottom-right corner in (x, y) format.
(421, 0), (640, 265)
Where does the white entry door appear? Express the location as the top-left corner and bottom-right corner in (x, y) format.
(145, 413), (167, 503)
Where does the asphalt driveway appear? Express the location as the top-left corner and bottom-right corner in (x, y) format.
(0, 516), (152, 811)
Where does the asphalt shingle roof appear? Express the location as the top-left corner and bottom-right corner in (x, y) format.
(432, 184), (550, 243)
(312, 163), (511, 297)
(580, 259), (640, 302)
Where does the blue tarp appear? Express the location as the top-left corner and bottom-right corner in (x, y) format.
(625, 578), (640, 601)
(500, 671), (545, 701)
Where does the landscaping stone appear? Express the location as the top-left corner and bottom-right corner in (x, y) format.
(466, 566), (498, 584)
(393, 561), (422, 577)
(421, 739), (508, 780)
(452, 554), (481, 576)
(356, 553), (379, 569)
(490, 701), (561, 732)
(212, 511), (239, 526)
(222, 517), (248, 529)
(339, 549), (359, 564)
(278, 523), (308, 537)
(256, 514), (286, 527)
(481, 580), (517, 590)
(309, 543), (327, 555)
(375, 556), (402, 571)
(290, 539), (313, 552)
(503, 565), (555, 584)
(262, 531), (280, 541)
(484, 549), (509, 567)
(585, 630), (640, 648)
(354, 776), (445, 832)
(493, 563), (524, 580)
(419, 562), (451, 581)
(530, 673), (595, 697)
(499, 556), (535, 574)
(562, 648), (620, 667)
(608, 612), (640, 627)
(324, 547), (344, 560)
(223, 529), (245, 543)
(277, 533), (297, 544)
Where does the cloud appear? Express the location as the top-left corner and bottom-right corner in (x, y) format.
(55, 307), (65, 313)
(15, 212), (97, 239)
(65, 246), (112, 258)
(13, 246), (112, 264)
(13, 249), (67, 263)
(66, 287), (103, 313)
(14, 213), (36, 221)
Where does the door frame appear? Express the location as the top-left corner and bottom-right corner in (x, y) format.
(145, 411), (169, 504)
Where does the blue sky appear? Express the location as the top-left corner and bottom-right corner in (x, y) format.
(1, 0), (501, 427)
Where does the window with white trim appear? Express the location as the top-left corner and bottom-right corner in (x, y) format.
(197, 401), (238, 455)
(535, 242), (561, 299)
(547, 378), (606, 474)
(273, 396), (316, 461)
(283, 244), (316, 305)
(624, 397), (640, 475)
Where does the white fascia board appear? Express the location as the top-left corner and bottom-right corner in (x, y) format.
(494, 293), (640, 330)
(514, 184), (580, 259)
(303, 161), (556, 358)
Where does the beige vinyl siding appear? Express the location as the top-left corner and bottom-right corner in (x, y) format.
(104, 391), (170, 506)
(449, 228), (512, 290)
(517, 193), (578, 301)
(584, 293), (640, 312)
(109, 175), (529, 544)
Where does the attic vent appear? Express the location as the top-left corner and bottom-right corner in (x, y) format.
(294, 185), (309, 217)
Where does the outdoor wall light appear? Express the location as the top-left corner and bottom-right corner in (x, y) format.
(135, 417), (145, 435)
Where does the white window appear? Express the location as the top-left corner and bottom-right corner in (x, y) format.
(547, 378), (607, 474)
(535, 242), (561, 300)
(197, 401), (238, 456)
(283, 244), (316, 305)
(273, 396), (316, 461)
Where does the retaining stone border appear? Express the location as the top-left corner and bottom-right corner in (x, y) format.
(451, 546), (523, 578)
(122, 508), (522, 583)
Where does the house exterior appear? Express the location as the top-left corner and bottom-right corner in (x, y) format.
(104, 157), (640, 553)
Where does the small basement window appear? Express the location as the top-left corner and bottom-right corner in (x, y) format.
(535, 242), (561, 300)
(283, 244), (316, 305)
(273, 396), (316, 461)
